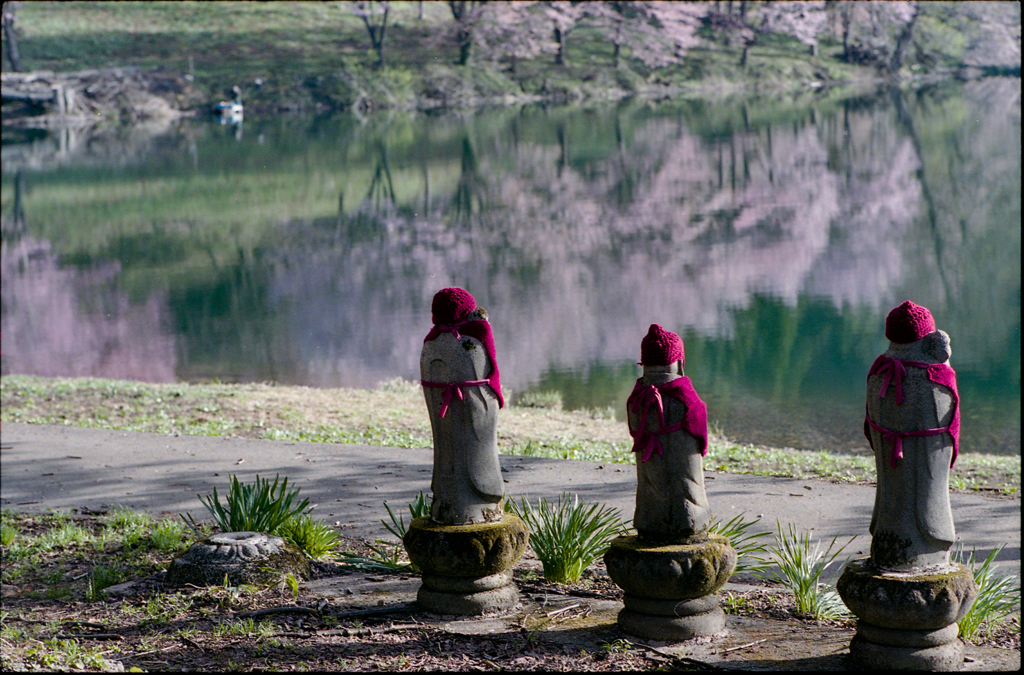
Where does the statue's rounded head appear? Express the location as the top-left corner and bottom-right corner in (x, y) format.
(885, 300), (936, 344)
(640, 323), (684, 367)
(431, 287), (476, 325)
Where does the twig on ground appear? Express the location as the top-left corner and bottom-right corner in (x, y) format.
(55, 633), (123, 641)
(723, 637), (768, 653)
(545, 603), (580, 617)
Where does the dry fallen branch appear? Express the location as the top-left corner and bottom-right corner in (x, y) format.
(626, 640), (724, 671)
(326, 603), (419, 621)
(318, 623), (419, 637)
(237, 605), (320, 620)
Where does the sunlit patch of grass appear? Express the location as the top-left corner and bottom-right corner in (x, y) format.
(953, 543), (1021, 641)
(85, 564), (131, 601)
(508, 493), (629, 584)
(276, 515), (341, 560)
(23, 637), (113, 671)
(760, 521), (853, 620)
(708, 512), (771, 576)
(507, 438), (633, 464)
(3, 375), (1018, 495)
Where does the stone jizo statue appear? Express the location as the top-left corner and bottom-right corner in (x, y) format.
(626, 324), (710, 544)
(864, 300), (960, 571)
(839, 300), (974, 670)
(420, 287), (505, 526)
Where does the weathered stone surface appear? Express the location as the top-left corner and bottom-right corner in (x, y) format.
(629, 362), (711, 543)
(849, 632), (965, 671)
(855, 621), (961, 648)
(421, 324), (503, 526)
(416, 582), (519, 616)
(603, 534), (736, 601)
(617, 605), (726, 642)
(165, 532), (310, 587)
(622, 592), (719, 617)
(866, 328), (957, 571)
(837, 558), (977, 630)
(421, 570), (513, 593)
(403, 514), (528, 578)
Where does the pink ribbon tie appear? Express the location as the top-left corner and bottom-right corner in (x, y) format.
(421, 379), (489, 418)
(866, 415), (951, 469)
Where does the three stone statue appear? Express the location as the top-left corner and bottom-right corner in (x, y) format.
(399, 289), (975, 666)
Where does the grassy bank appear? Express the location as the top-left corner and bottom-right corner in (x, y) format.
(6, 1), (885, 115)
(1, 374), (1018, 496)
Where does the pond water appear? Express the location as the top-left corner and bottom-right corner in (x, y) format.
(2, 78), (1019, 456)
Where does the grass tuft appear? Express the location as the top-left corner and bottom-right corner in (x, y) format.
(336, 491), (429, 573)
(953, 543), (1021, 640)
(182, 473), (312, 537)
(276, 515), (341, 560)
(708, 512), (771, 576)
(761, 521), (853, 619)
(508, 492), (629, 584)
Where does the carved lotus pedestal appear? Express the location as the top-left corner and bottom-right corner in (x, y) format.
(403, 513), (528, 616)
(837, 558), (977, 671)
(604, 534), (736, 642)
(166, 532), (310, 587)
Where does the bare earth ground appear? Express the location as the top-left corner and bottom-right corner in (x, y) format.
(1, 514), (1019, 672)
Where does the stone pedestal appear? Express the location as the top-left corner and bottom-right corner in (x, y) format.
(166, 532), (310, 587)
(837, 558), (977, 670)
(604, 534), (736, 641)
(403, 513), (528, 616)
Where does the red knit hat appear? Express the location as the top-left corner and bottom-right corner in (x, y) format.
(885, 300), (936, 344)
(431, 287), (476, 326)
(640, 324), (684, 367)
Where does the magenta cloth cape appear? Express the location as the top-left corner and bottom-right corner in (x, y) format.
(423, 317), (504, 409)
(627, 376), (708, 462)
(864, 354), (960, 467)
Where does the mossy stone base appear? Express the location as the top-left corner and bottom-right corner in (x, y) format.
(403, 514), (527, 616)
(603, 534), (736, 600)
(403, 513), (528, 578)
(604, 534), (735, 642)
(838, 558), (976, 670)
(165, 532), (310, 587)
(837, 558), (977, 630)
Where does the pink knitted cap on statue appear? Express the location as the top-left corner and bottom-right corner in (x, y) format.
(885, 300), (936, 344)
(431, 287), (476, 325)
(640, 324), (684, 367)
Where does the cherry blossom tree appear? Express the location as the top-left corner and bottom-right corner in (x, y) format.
(473, 2), (558, 74)
(758, 1), (828, 56)
(587, 1), (708, 69)
(540, 1), (588, 66)
(828, 0), (918, 71)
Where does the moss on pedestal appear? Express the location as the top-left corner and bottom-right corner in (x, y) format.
(403, 513), (528, 578)
(603, 534), (736, 601)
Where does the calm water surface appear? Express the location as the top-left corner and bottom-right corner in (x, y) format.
(2, 79), (1019, 456)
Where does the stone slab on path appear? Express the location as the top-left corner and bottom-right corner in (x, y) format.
(1, 422), (1019, 585)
